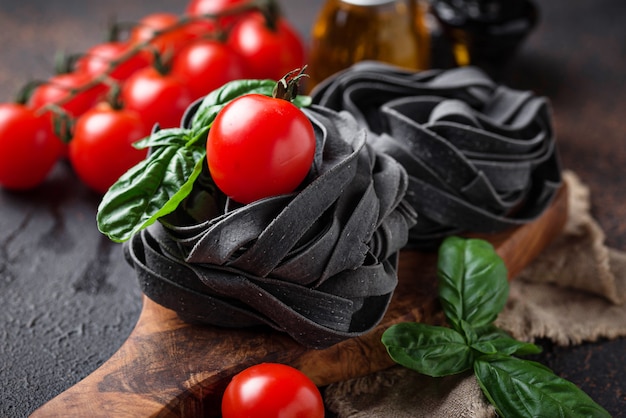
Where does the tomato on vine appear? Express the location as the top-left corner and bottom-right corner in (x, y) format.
(0, 103), (64, 190)
(128, 12), (213, 55)
(221, 363), (325, 418)
(69, 104), (150, 194)
(75, 41), (152, 81)
(206, 72), (316, 204)
(28, 71), (108, 118)
(185, 0), (249, 15)
(121, 65), (195, 129)
(185, 0), (252, 28)
(228, 12), (306, 81)
(171, 39), (247, 99)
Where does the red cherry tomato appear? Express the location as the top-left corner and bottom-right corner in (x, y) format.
(228, 12), (306, 81)
(28, 72), (107, 118)
(129, 12), (213, 54)
(171, 39), (247, 99)
(121, 66), (195, 129)
(69, 105), (150, 194)
(206, 93), (315, 204)
(75, 41), (152, 81)
(0, 103), (64, 190)
(185, 0), (248, 15)
(221, 363), (324, 418)
(185, 0), (252, 28)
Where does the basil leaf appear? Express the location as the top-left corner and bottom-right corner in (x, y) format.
(473, 325), (542, 357)
(437, 236), (509, 331)
(293, 95), (311, 107)
(133, 127), (190, 149)
(382, 322), (473, 377)
(97, 143), (206, 242)
(475, 354), (611, 418)
(191, 79), (311, 134)
(459, 319), (478, 345)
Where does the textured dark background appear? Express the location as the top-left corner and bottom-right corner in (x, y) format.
(1, 0), (625, 417)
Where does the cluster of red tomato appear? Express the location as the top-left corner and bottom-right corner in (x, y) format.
(0, 0), (305, 193)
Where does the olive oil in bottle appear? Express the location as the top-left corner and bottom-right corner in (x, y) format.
(307, 0), (430, 90)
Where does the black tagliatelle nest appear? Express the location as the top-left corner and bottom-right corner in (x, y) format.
(125, 103), (417, 349)
(311, 61), (562, 248)
(124, 62), (563, 349)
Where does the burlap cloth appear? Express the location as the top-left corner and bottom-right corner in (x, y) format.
(324, 170), (626, 417)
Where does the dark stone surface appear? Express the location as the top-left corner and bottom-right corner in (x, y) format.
(1, 0), (625, 417)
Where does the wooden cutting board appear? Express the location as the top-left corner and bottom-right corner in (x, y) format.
(31, 185), (568, 418)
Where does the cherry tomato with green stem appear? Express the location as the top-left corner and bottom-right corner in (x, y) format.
(206, 92), (316, 204)
(0, 103), (64, 190)
(121, 65), (195, 129)
(128, 12), (214, 55)
(185, 0), (253, 29)
(75, 41), (152, 81)
(28, 71), (109, 154)
(227, 12), (306, 81)
(221, 363), (325, 418)
(171, 39), (247, 99)
(28, 71), (108, 118)
(69, 104), (150, 194)
(185, 0), (248, 15)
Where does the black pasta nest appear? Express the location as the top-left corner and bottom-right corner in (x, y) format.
(312, 61), (561, 249)
(125, 102), (417, 349)
(125, 62), (561, 349)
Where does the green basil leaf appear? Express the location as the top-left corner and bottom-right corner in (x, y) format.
(97, 143), (206, 242)
(459, 319), (478, 345)
(133, 127), (190, 149)
(292, 94), (313, 108)
(191, 78), (312, 136)
(474, 325), (542, 357)
(437, 236), (509, 331)
(475, 354), (611, 418)
(191, 79), (275, 132)
(382, 322), (473, 377)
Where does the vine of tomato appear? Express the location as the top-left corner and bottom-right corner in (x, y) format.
(206, 93), (316, 204)
(221, 363), (325, 418)
(69, 105), (150, 194)
(74, 41), (152, 81)
(227, 12), (306, 81)
(185, 0), (252, 28)
(170, 39), (247, 99)
(120, 66), (195, 129)
(128, 12), (214, 55)
(28, 71), (108, 118)
(185, 0), (248, 15)
(0, 103), (64, 190)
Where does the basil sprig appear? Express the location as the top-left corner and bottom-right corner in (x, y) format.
(96, 79), (311, 243)
(382, 236), (611, 418)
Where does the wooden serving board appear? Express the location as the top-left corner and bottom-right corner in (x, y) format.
(31, 185), (568, 418)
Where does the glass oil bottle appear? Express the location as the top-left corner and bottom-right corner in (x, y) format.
(307, 0), (431, 91)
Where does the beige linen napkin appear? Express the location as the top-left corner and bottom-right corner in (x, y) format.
(325, 170), (626, 417)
